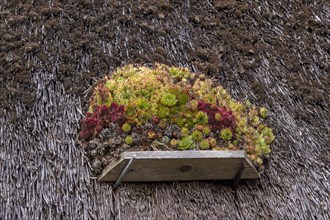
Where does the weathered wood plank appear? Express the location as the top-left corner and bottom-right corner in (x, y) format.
(98, 150), (260, 182)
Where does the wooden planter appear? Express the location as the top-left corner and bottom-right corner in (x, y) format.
(99, 150), (260, 187)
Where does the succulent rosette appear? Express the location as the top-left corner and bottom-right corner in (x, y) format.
(79, 64), (275, 173)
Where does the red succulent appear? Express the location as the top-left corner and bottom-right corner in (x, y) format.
(79, 102), (126, 141)
(79, 117), (98, 140)
(197, 100), (236, 131)
(109, 102), (125, 125)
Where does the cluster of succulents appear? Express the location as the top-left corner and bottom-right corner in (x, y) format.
(79, 64), (275, 174)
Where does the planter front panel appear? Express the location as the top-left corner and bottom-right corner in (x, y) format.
(99, 150), (260, 182)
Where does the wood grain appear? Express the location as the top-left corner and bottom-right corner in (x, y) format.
(98, 150), (260, 182)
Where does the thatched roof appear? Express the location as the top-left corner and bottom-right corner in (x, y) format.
(1, 1), (329, 219)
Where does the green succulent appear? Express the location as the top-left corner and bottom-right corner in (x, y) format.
(261, 127), (275, 144)
(157, 105), (170, 118)
(94, 86), (112, 107)
(177, 92), (189, 105)
(119, 89), (132, 101)
(181, 127), (190, 136)
(209, 138), (217, 147)
(125, 136), (133, 145)
(169, 67), (181, 78)
(170, 139), (178, 147)
(161, 93), (178, 107)
(135, 97), (149, 110)
(165, 87), (189, 106)
(178, 136), (194, 150)
(199, 139), (210, 150)
(122, 123), (131, 133)
(255, 134), (271, 156)
(199, 74), (206, 80)
(259, 107), (268, 118)
(188, 100), (199, 111)
(220, 128), (233, 141)
(215, 113), (221, 121)
(256, 157), (263, 165)
(191, 130), (203, 142)
(161, 136), (170, 144)
(139, 112), (151, 123)
(148, 130), (157, 139)
(158, 119), (167, 129)
(125, 104), (137, 119)
(183, 116), (195, 128)
(228, 100), (245, 113)
(105, 79), (116, 91)
(202, 126), (211, 135)
(169, 105), (181, 115)
(251, 115), (260, 126)
(195, 111), (208, 125)
(173, 116), (185, 127)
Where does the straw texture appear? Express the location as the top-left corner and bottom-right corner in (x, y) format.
(1, 1), (329, 219)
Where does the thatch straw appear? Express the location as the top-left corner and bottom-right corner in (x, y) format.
(1, 1), (329, 219)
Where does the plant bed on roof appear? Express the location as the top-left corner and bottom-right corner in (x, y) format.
(78, 64), (275, 177)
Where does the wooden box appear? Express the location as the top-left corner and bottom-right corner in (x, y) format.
(98, 150), (260, 184)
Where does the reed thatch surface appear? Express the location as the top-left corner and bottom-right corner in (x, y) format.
(1, 1), (329, 219)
